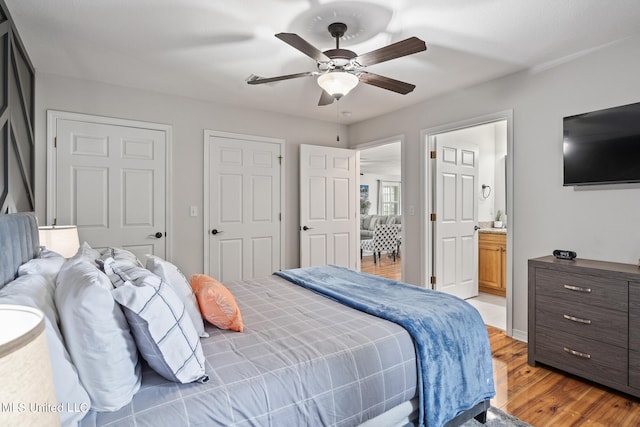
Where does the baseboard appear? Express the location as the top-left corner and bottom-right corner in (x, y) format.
(511, 328), (528, 343)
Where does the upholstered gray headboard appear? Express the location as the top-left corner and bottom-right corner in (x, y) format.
(0, 212), (39, 287)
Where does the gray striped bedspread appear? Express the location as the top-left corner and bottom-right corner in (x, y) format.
(80, 274), (417, 426)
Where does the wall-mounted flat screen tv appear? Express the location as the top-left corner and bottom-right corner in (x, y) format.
(563, 101), (640, 186)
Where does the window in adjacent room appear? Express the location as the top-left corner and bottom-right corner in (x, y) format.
(379, 181), (401, 215)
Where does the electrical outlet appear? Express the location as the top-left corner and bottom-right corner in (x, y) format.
(408, 205), (415, 216)
(190, 206), (198, 217)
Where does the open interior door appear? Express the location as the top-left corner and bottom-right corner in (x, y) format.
(299, 144), (359, 269)
(432, 137), (479, 299)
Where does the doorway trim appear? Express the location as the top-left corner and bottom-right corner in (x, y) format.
(420, 110), (514, 337)
(352, 134), (405, 279)
(46, 110), (173, 259)
(202, 130), (285, 276)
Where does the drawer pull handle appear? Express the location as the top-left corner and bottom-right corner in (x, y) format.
(563, 347), (591, 359)
(563, 284), (592, 293)
(563, 314), (592, 325)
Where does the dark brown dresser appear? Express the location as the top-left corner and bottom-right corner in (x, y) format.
(528, 255), (640, 398)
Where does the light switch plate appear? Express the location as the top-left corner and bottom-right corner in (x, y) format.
(190, 206), (198, 217)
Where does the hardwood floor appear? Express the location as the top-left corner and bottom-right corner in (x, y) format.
(488, 326), (640, 426)
(360, 254), (401, 280)
(361, 256), (640, 425)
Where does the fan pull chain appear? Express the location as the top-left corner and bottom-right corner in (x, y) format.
(336, 100), (340, 143)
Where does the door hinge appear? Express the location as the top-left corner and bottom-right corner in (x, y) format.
(53, 218), (57, 226)
(430, 150), (436, 159)
(278, 155), (283, 165)
(430, 213), (436, 221)
(54, 137), (57, 148)
(278, 212), (282, 221)
(430, 276), (436, 285)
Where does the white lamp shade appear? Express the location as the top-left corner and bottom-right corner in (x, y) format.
(0, 305), (60, 427)
(317, 72), (359, 99)
(38, 226), (80, 258)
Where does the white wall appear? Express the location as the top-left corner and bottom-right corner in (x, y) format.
(348, 34), (640, 339)
(494, 120), (507, 224)
(34, 73), (348, 276)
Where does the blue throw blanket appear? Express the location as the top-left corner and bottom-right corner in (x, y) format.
(275, 265), (495, 427)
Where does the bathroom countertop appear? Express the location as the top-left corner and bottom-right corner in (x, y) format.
(479, 227), (507, 234)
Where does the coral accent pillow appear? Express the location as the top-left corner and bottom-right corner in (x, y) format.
(190, 274), (244, 332)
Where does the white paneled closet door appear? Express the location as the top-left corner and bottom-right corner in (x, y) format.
(205, 132), (283, 282)
(54, 117), (167, 261)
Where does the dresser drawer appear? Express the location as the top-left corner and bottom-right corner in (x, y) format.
(536, 295), (627, 347)
(629, 283), (640, 350)
(535, 326), (627, 386)
(535, 269), (627, 311)
(630, 350), (640, 389)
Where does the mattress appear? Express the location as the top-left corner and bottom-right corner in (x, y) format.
(80, 274), (418, 427)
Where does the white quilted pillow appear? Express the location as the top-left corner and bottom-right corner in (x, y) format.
(145, 255), (208, 338)
(55, 259), (142, 411)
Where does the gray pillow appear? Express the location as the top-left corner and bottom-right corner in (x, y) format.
(368, 216), (380, 231)
(104, 258), (208, 384)
(361, 215), (372, 230)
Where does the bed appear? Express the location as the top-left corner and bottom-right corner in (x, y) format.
(0, 212), (494, 427)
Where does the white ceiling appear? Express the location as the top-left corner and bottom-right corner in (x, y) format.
(360, 142), (401, 176)
(6, 0), (640, 124)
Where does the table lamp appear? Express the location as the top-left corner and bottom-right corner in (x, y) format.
(38, 225), (80, 258)
(0, 304), (60, 426)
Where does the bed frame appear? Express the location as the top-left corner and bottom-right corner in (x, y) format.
(0, 212), (489, 426)
(446, 400), (490, 426)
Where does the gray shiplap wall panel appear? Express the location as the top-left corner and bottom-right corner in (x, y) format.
(0, 0), (35, 214)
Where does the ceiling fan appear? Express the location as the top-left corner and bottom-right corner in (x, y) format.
(247, 22), (427, 106)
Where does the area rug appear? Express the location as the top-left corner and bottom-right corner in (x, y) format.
(462, 406), (532, 427)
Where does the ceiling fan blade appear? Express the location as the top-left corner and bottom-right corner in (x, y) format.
(318, 90), (335, 106)
(275, 32), (331, 62)
(246, 71), (316, 85)
(358, 72), (416, 94)
(355, 37), (426, 67)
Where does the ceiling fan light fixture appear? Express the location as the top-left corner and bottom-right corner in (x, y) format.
(317, 71), (358, 99)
